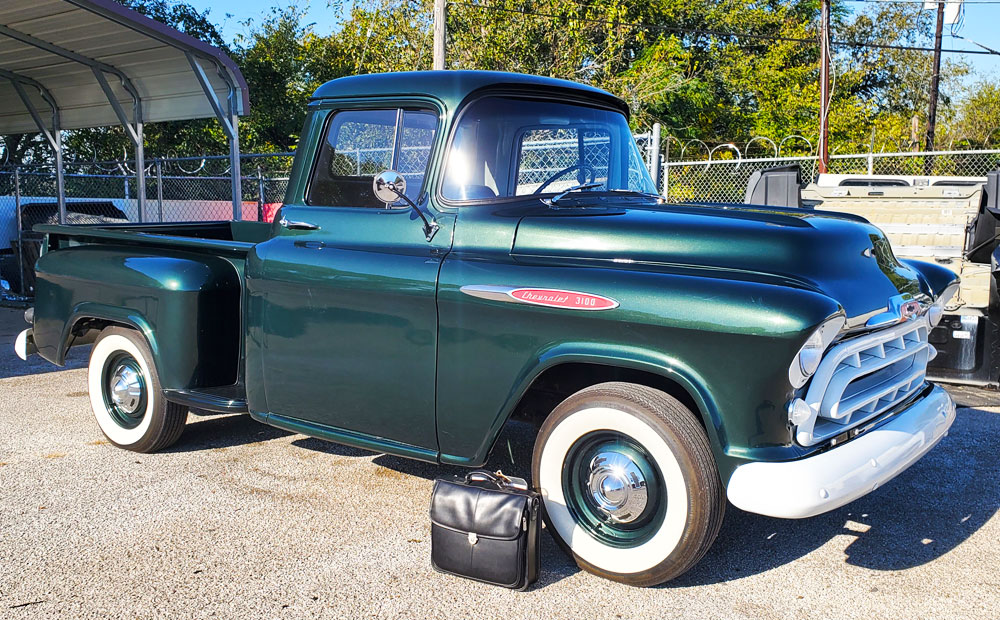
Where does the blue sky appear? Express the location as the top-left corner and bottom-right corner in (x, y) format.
(199, 0), (997, 78)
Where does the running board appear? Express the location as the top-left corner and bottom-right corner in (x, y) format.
(164, 386), (248, 413)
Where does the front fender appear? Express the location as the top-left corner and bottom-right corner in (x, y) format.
(435, 255), (844, 479)
(438, 342), (726, 468)
(901, 258), (961, 299)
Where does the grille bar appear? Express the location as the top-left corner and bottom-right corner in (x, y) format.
(797, 315), (931, 445)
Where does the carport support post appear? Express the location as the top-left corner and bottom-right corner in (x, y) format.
(54, 128), (66, 224)
(185, 53), (242, 220)
(7, 77), (65, 223)
(134, 120), (146, 223)
(14, 167), (23, 294)
(229, 113), (241, 221)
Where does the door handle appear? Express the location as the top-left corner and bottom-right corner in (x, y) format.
(293, 240), (326, 250)
(279, 216), (320, 231)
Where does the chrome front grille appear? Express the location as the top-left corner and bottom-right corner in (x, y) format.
(797, 316), (931, 445)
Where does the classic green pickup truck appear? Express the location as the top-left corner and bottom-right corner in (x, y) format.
(16, 71), (959, 586)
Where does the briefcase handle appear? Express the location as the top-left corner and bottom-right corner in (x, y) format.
(465, 470), (511, 488)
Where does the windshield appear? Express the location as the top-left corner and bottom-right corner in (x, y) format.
(441, 97), (657, 202)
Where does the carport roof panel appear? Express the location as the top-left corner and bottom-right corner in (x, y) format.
(0, 0), (249, 134)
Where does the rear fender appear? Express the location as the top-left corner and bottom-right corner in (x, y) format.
(32, 245), (242, 390)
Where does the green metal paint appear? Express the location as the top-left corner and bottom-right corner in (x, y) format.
(25, 71), (960, 487)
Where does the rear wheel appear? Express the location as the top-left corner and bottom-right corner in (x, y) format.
(88, 327), (187, 453)
(531, 382), (724, 586)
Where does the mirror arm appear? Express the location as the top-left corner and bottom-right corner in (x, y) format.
(392, 189), (439, 242)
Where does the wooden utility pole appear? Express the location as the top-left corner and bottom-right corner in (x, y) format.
(433, 0), (446, 70)
(926, 1), (945, 152)
(818, 0), (831, 173)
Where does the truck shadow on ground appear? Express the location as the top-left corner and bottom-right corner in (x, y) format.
(0, 345), (88, 379)
(166, 412), (293, 452)
(174, 407), (998, 588)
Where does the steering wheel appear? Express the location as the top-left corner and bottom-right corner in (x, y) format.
(533, 164), (597, 194)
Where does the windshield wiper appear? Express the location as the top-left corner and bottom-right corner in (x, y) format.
(543, 182), (605, 206)
(605, 189), (666, 202)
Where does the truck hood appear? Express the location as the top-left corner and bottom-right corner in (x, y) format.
(511, 203), (925, 320)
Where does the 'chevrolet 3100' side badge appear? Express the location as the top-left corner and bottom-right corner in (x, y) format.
(460, 285), (619, 311)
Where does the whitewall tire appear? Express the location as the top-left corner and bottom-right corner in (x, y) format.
(531, 382), (724, 586)
(88, 327), (187, 453)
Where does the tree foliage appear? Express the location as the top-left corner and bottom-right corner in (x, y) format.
(1, 0), (990, 167)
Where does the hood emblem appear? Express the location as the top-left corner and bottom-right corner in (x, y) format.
(866, 295), (926, 328)
(460, 285), (619, 311)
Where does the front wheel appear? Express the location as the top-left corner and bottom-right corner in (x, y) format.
(531, 382), (724, 586)
(88, 327), (187, 453)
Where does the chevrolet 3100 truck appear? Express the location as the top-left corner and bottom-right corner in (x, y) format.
(15, 71), (959, 586)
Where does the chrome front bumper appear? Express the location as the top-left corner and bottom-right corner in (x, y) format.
(727, 384), (956, 519)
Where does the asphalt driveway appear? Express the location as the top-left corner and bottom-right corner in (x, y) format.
(0, 307), (997, 619)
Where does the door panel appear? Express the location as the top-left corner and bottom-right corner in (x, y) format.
(250, 206), (450, 450)
(246, 105), (449, 452)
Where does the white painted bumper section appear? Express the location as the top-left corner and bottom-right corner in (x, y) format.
(14, 329), (36, 361)
(727, 384), (956, 519)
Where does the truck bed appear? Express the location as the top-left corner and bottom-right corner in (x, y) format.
(30, 220), (270, 410)
(35, 220), (272, 256)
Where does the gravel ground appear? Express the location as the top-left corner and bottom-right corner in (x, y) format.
(0, 306), (998, 619)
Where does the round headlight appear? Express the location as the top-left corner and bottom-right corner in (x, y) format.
(799, 348), (823, 377)
(788, 314), (845, 388)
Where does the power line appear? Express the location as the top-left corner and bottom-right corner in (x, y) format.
(447, 2), (997, 55)
(842, 0), (1000, 4)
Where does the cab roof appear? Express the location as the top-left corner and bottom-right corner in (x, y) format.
(310, 70), (629, 117)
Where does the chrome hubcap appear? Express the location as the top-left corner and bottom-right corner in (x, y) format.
(110, 365), (143, 414)
(586, 451), (648, 524)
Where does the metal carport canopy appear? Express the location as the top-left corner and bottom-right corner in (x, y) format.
(0, 0), (250, 220)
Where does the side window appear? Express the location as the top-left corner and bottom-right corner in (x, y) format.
(307, 108), (437, 207)
(397, 110), (437, 199)
(514, 127), (611, 195)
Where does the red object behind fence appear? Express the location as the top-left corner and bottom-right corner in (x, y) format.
(262, 203), (283, 223)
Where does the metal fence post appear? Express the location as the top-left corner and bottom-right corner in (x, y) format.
(155, 159), (164, 222)
(662, 139), (670, 198)
(123, 173), (131, 221)
(14, 166), (24, 296)
(650, 123), (661, 193)
(256, 166), (266, 222)
(867, 152), (874, 176)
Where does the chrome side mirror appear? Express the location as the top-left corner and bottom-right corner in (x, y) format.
(372, 170), (439, 242)
(373, 170), (406, 205)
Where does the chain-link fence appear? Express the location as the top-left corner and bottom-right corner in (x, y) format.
(0, 152), (293, 300)
(653, 149), (1000, 203)
(5, 140), (1000, 301)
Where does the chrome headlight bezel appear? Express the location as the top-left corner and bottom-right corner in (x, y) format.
(788, 313), (846, 389)
(927, 282), (959, 328)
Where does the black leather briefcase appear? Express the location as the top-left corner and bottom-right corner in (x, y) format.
(430, 471), (540, 590)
